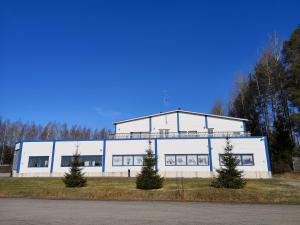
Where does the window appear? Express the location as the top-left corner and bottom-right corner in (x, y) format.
(28, 156), (49, 168)
(241, 154), (254, 166)
(165, 155), (176, 166)
(176, 155), (187, 165)
(187, 155), (197, 165)
(112, 155), (146, 166)
(219, 154), (254, 166)
(61, 155), (102, 167)
(198, 155), (209, 165)
(123, 156), (133, 166)
(165, 154), (209, 166)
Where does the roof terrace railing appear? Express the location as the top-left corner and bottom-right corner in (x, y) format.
(107, 131), (251, 139)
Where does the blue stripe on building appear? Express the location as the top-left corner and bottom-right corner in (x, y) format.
(207, 138), (213, 172)
(50, 141), (56, 173)
(205, 115), (208, 128)
(154, 138), (158, 171)
(264, 136), (272, 172)
(177, 111), (180, 132)
(102, 139), (106, 172)
(149, 117), (152, 132)
(16, 142), (23, 173)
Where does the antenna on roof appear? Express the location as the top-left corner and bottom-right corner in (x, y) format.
(163, 90), (169, 111)
(163, 90), (169, 125)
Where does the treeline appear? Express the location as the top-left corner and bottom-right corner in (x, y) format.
(211, 25), (300, 173)
(0, 118), (110, 165)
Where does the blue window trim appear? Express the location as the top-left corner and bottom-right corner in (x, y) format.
(16, 142), (23, 173)
(208, 138), (213, 172)
(149, 117), (152, 133)
(154, 138), (158, 171)
(264, 136), (271, 172)
(50, 141), (56, 173)
(177, 111), (180, 132)
(102, 139), (106, 172)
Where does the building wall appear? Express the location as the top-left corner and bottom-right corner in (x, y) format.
(178, 113), (206, 132)
(18, 141), (53, 176)
(52, 140), (103, 176)
(115, 112), (246, 134)
(210, 137), (270, 178)
(116, 118), (149, 133)
(104, 139), (154, 176)
(151, 113), (178, 133)
(13, 137), (271, 178)
(206, 116), (245, 132)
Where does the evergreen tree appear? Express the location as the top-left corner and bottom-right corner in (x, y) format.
(63, 152), (87, 188)
(211, 138), (246, 189)
(283, 25), (300, 134)
(270, 116), (296, 173)
(136, 141), (163, 189)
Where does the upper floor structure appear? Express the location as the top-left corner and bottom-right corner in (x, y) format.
(110, 109), (249, 139)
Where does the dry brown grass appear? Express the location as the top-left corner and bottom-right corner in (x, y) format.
(0, 177), (299, 204)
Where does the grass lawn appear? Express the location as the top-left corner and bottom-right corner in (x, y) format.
(1, 176), (300, 204)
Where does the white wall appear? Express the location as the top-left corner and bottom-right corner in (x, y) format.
(179, 113), (206, 132)
(207, 116), (245, 132)
(210, 137), (269, 174)
(105, 139), (153, 174)
(157, 139), (209, 172)
(15, 137), (270, 178)
(116, 118), (149, 133)
(19, 141), (53, 175)
(115, 112), (246, 135)
(151, 112), (178, 133)
(52, 140), (103, 175)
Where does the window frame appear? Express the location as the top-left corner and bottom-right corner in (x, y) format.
(28, 156), (49, 168)
(219, 154), (254, 166)
(60, 155), (102, 167)
(112, 154), (147, 166)
(165, 154), (209, 166)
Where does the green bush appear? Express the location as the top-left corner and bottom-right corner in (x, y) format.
(136, 143), (163, 190)
(63, 153), (87, 188)
(211, 137), (246, 189)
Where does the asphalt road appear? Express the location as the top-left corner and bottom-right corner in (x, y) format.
(0, 198), (299, 225)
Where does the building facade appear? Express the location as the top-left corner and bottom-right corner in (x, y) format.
(12, 110), (272, 178)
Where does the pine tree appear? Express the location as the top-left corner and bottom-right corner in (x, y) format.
(211, 138), (246, 189)
(136, 140), (163, 189)
(63, 152), (87, 188)
(270, 116), (296, 173)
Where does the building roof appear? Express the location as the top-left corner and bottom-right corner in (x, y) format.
(114, 109), (248, 124)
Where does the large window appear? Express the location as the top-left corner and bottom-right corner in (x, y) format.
(28, 156), (49, 168)
(219, 154), (254, 166)
(61, 155), (102, 167)
(112, 155), (146, 166)
(165, 154), (209, 166)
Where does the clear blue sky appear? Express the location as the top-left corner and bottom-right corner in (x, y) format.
(1, 0), (300, 129)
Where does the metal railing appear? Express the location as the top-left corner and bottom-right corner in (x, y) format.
(107, 131), (251, 139)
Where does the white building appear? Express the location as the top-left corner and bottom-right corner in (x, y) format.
(12, 109), (272, 178)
